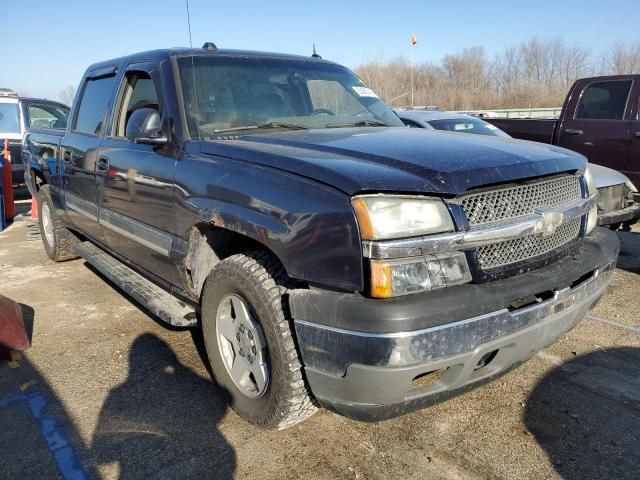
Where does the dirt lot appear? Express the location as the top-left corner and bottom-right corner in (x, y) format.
(1, 203), (639, 479)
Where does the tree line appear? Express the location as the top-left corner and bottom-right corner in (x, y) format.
(56, 38), (640, 111)
(354, 38), (640, 111)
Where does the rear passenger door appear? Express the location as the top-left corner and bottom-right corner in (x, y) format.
(558, 78), (633, 172)
(97, 64), (179, 283)
(61, 68), (117, 241)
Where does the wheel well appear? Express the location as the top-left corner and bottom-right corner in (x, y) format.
(184, 223), (290, 299)
(31, 168), (47, 192)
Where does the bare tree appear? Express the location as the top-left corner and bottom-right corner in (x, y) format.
(59, 85), (76, 106)
(603, 42), (640, 75)
(355, 36), (599, 111)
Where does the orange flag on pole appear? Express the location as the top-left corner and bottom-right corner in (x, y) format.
(411, 33), (417, 45)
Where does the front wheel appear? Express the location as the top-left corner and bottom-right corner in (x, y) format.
(201, 251), (317, 429)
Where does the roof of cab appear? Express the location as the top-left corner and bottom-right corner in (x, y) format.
(86, 47), (336, 73)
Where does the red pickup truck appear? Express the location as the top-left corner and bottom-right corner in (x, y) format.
(485, 75), (640, 188)
(485, 75), (640, 229)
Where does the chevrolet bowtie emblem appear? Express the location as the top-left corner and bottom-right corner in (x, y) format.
(534, 210), (565, 236)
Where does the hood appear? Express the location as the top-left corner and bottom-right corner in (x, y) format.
(589, 163), (629, 189)
(200, 127), (586, 196)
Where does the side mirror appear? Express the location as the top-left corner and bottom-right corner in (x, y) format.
(125, 108), (168, 146)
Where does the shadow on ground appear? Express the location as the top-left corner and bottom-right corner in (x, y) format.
(88, 333), (235, 479)
(616, 230), (640, 274)
(525, 347), (640, 479)
(1, 329), (235, 479)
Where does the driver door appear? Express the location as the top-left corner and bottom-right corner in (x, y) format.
(97, 64), (179, 283)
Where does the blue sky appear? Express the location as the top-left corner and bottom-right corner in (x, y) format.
(2, 0), (638, 100)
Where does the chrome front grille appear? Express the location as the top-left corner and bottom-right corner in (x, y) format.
(475, 217), (582, 270)
(460, 175), (582, 227)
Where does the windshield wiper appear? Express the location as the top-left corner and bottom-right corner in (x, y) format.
(213, 122), (308, 134)
(325, 119), (389, 128)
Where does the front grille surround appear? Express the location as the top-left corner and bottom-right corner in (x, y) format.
(459, 175), (582, 227)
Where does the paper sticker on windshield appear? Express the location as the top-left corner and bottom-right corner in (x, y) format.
(352, 86), (379, 98)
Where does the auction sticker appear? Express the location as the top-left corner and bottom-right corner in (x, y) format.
(352, 86), (379, 98)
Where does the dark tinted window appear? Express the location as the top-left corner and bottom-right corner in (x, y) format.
(74, 75), (116, 134)
(575, 80), (632, 120)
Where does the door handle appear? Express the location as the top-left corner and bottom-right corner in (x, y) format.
(62, 151), (72, 163)
(96, 156), (109, 173)
(564, 128), (583, 136)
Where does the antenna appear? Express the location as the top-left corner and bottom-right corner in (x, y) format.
(311, 44), (322, 59)
(185, 0), (193, 48)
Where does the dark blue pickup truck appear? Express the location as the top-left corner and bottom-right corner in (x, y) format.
(23, 45), (619, 429)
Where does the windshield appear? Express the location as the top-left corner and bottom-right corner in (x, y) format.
(427, 117), (510, 137)
(177, 55), (403, 138)
(0, 102), (20, 134)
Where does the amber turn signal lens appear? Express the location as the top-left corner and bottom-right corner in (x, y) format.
(370, 260), (393, 298)
(351, 197), (375, 241)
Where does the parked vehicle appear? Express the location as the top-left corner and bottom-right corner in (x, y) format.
(395, 109), (510, 137)
(0, 90), (69, 188)
(24, 46), (618, 429)
(396, 109), (640, 230)
(482, 75), (640, 189)
(590, 164), (639, 230)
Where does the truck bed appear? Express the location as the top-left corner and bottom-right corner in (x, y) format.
(22, 129), (65, 195)
(483, 118), (557, 144)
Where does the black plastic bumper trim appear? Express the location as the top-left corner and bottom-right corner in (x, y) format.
(289, 227), (619, 335)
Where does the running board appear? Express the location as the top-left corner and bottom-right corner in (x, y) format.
(74, 241), (197, 327)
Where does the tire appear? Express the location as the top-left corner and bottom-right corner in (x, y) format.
(37, 185), (80, 262)
(201, 251), (317, 429)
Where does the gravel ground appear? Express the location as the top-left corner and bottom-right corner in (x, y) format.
(1, 210), (639, 480)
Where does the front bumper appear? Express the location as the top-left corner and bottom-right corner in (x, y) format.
(597, 202), (640, 227)
(290, 228), (619, 421)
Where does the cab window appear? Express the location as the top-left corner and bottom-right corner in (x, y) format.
(114, 72), (160, 138)
(575, 80), (632, 120)
(73, 74), (117, 135)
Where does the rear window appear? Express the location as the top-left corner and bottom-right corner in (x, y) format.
(0, 102), (20, 134)
(73, 74), (116, 135)
(27, 104), (70, 129)
(427, 118), (510, 137)
(575, 80), (632, 120)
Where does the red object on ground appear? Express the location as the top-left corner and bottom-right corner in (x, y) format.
(2, 139), (15, 221)
(0, 295), (30, 360)
(31, 196), (38, 220)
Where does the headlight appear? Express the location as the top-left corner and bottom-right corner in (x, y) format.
(351, 195), (454, 240)
(584, 165), (597, 196)
(370, 252), (472, 298)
